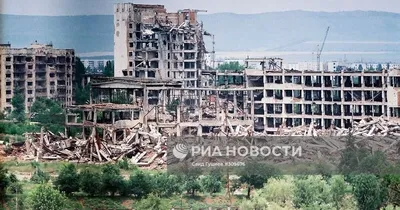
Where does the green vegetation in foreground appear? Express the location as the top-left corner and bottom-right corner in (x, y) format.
(1, 143), (400, 210)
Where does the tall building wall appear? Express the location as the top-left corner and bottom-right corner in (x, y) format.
(244, 68), (400, 132)
(113, 3), (208, 87)
(0, 42), (75, 114)
(114, 3), (131, 77)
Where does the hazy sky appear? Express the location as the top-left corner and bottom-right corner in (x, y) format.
(1, 0), (400, 15)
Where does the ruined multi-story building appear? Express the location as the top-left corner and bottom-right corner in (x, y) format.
(113, 3), (209, 89)
(0, 41), (75, 113)
(66, 3), (400, 138)
(216, 58), (400, 133)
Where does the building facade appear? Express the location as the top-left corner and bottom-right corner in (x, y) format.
(113, 3), (209, 89)
(0, 42), (75, 114)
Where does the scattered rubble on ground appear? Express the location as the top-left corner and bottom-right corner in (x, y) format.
(278, 116), (400, 137)
(2, 116), (400, 165)
(20, 124), (167, 169)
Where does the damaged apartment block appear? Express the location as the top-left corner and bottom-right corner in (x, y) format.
(244, 58), (400, 133)
(65, 4), (400, 139)
(113, 3), (208, 87)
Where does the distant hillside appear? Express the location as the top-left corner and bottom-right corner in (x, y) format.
(1, 11), (399, 54)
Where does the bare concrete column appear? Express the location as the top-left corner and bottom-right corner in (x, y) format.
(143, 86), (148, 124)
(250, 90), (255, 121)
(340, 71), (345, 128)
(176, 105), (181, 137)
(197, 125), (202, 136)
(233, 91), (237, 116)
(216, 91), (221, 121)
(198, 90), (202, 121)
(82, 111), (86, 140)
(37, 127), (44, 162)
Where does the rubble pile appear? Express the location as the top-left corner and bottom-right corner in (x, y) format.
(278, 116), (400, 137)
(22, 124), (167, 167)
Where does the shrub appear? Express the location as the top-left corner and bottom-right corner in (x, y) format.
(30, 165), (50, 184)
(54, 163), (80, 195)
(0, 162), (9, 200)
(80, 167), (102, 196)
(117, 157), (130, 170)
(134, 193), (172, 210)
(129, 170), (153, 198)
(101, 164), (124, 196)
(7, 182), (23, 194)
(28, 184), (66, 210)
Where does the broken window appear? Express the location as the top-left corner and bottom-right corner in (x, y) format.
(148, 71), (156, 78)
(284, 76), (292, 83)
(274, 90), (283, 99)
(285, 104), (293, 113)
(267, 104), (274, 114)
(285, 90), (292, 97)
(293, 76), (302, 84)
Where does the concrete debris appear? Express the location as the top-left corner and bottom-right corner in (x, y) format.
(21, 125), (167, 166)
(278, 117), (400, 137)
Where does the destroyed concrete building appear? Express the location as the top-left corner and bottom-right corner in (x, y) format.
(72, 58), (400, 139)
(113, 3), (209, 89)
(0, 41), (75, 113)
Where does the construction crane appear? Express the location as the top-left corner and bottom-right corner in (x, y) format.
(317, 26), (330, 71)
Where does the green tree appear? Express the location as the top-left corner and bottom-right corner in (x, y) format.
(262, 176), (295, 207)
(358, 64), (363, 71)
(80, 167), (102, 196)
(75, 84), (90, 105)
(29, 184), (66, 210)
(10, 92), (25, 122)
(217, 61), (245, 86)
(383, 174), (400, 207)
(129, 170), (153, 198)
(166, 99), (180, 113)
(239, 189), (270, 210)
(200, 175), (222, 196)
(329, 175), (347, 210)
(0, 162), (10, 200)
(293, 175), (332, 209)
(377, 63), (383, 71)
(103, 60), (114, 77)
(30, 163), (50, 184)
(101, 164), (124, 196)
(7, 173), (22, 195)
(54, 163), (80, 196)
(30, 98), (64, 133)
(134, 193), (172, 210)
(368, 65), (375, 71)
(183, 175), (201, 197)
(239, 162), (280, 198)
(351, 174), (383, 210)
(338, 135), (369, 175)
(152, 173), (181, 197)
(75, 57), (86, 88)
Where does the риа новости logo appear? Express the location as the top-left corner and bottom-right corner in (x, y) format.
(172, 143), (189, 160)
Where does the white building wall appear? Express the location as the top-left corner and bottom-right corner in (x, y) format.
(114, 4), (131, 77)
